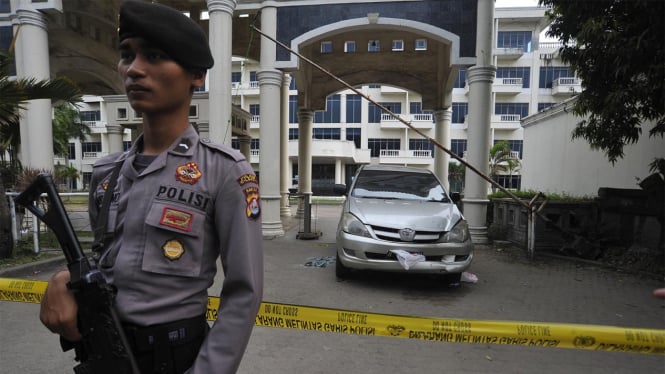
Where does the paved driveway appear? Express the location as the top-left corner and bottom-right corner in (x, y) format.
(1, 203), (663, 373)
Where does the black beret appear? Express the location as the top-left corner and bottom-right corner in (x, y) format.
(119, 0), (214, 70)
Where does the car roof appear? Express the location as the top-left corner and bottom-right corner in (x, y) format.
(358, 164), (433, 175)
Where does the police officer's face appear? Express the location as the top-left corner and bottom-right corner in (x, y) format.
(118, 38), (205, 115)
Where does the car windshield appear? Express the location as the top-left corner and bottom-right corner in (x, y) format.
(350, 169), (449, 202)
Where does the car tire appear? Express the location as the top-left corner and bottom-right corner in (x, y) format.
(335, 253), (351, 279)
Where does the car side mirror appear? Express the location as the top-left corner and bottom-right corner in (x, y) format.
(333, 183), (347, 196)
(450, 192), (461, 203)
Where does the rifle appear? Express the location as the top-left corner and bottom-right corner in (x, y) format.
(14, 173), (140, 374)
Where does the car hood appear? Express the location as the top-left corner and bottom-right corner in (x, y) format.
(348, 198), (463, 231)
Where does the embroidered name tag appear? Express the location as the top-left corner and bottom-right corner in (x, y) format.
(160, 207), (193, 232)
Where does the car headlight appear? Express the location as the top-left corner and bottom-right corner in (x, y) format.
(340, 212), (371, 238)
(442, 219), (470, 243)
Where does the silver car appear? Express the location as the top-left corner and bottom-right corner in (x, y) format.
(334, 165), (473, 283)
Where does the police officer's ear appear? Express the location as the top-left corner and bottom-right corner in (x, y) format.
(191, 69), (206, 90)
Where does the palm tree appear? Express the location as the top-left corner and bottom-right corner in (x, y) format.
(53, 103), (90, 158)
(0, 43), (81, 258)
(489, 141), (520, 192)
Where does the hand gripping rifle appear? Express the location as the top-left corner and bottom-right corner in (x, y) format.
(14, 173), (140, 374)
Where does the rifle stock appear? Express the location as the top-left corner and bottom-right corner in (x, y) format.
(14, 173), (140, 374)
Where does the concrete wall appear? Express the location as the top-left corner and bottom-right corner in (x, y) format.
(521, 99), (665, 197)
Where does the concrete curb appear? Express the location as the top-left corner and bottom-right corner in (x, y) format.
(0, 255), (67, 278)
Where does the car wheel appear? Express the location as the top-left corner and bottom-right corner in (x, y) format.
(335, 253), (351, 279)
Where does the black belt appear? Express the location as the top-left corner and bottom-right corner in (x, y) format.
(122, 315), (208, 353)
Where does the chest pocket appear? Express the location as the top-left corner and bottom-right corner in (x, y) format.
(142, 200), (206, 277)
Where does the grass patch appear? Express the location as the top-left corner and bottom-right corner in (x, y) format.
(0, 239), (62, 270)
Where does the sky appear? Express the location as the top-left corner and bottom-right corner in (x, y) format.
(495, 0), (541, 7)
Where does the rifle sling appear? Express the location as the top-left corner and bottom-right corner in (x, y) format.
(92, 159), (122, 255)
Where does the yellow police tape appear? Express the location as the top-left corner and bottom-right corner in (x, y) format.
(2, 277), (664, 355)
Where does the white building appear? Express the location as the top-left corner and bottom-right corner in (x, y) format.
(3, 1), (582, 239)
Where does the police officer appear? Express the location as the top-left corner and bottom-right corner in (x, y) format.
(39, 1), (263, 373)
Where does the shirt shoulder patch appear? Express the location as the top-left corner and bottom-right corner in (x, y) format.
(199, 138), (246, 162)
(92, 151), (125, 169)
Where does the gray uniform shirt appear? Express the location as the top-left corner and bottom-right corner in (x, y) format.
(88, 125), (263, 373)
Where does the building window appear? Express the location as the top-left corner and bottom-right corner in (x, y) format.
(250, 139), (260, 152)
(368, 40), (380, 52)
(539, 66), (574, 88)
(123, 141), (132, 151)
(67, 143), (75, 160)
(538, 102), (555, 111)
(249, 71), (258, 88)
(454, 68), (467, 89)
(82, 172), (92, 188)
(452, 103), (469, 124)
(134, 111), (142, 119)
(289, 95), (298, 123)
(496, 66), (530, 88)
(313, 128), (341, 140)
(415, 39), (427, 51)
(320, 41), (333, 54)
(188, 104), (198, 118)
(289, 76), (297, 90)
(344, 41), (356, 53)
(231, 72), (241, 87)
(495, 103), (529, 119)
(346, 95), (361, 123)
(409, 139), (434, 158)
(346, 128), (361, 148)
(497, 31), (532, 52)
(117, 107), (127, 120)
(82, 141), (102, 154)
(392, 40), (404, 51)
(495, 175), (521, 190)
(451, 139), (467, 158)
(368, 84), (381, 88)
(289, 128), (299, 140)
(382, 102), (402, 115)
(79, 110), (100, 122)
(507, 139), (523, 159)
(314, 95), (341, 123)
(367, 102), (382, 123)
(368, 138), (400, 157)
(410, 102), (423, 114)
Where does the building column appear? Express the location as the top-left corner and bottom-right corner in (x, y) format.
(15, 8), (52, 170)
(257, 5), (283, 237)
(280, 73), (292, 216)
(434, 108), (452, 190)
(238, 136), (251, 159)
(464, 0), (496, 244)
(297, 109), (314, 218)
(105, 124), (124, 154)
(206, 0), (235, 146)
(335, 159), (342, 184)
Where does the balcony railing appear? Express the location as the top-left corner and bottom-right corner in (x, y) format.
(494, 47), (525, 60)
(493, 78), (523, 95)
(378, 149), (433, 165)
(552, 77), (582, 95)
(380, 113), (433, 129)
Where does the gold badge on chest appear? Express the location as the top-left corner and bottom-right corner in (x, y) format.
(162, 239), (185, 260)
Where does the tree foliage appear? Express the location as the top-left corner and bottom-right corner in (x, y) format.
(53, 103), (90, 157)
(540, 0), (664, 164)
(0, 44), (81, 258)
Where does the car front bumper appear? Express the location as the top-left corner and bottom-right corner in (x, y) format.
(336, 230), (474, 274)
